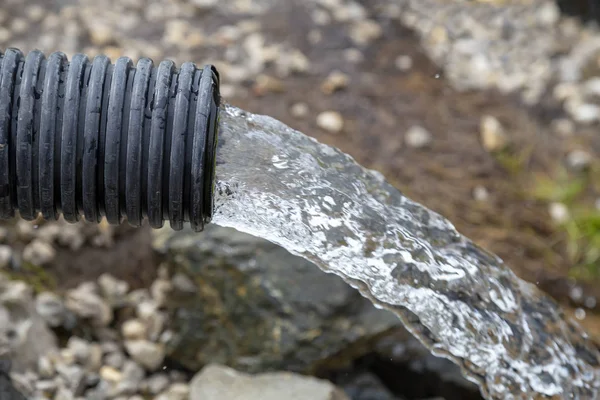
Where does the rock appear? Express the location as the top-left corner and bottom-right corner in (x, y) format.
(99, 366), (122, 384)
(321, 71), (350, 94)
(349, 20), (382, 46)
(56, 224), (85, 251)
(11, 18), (29, 35)
(143, 373), (170, 395)
(480, 115), (508, 152)
(473, 186), (489, 202)
(37, 356), (54, 379)
(191, 0), (218, 9)
(66, 337), (91, 365)
(395, 55), (413, 72)
(189, 364), (349, 400)
(0, 226), (8, 243)
(567, 101), (600, 124)
(35, 292), (68, 328)
(124, 340), (165, 371)
(22, 239), (56, 266)
(103, 351), (125, 370)
(98, 274), (130, 306)
(551, 118), (575, 137)
(121, 320), (147, 341)
(150, 279), (173, 307)
(317, 111), (344, 133)
(87, 344), (103, 372)
(114, 360), (145, 395)
(155, 383), (189, 400)
(566, 149), (592, 171)
(65, 283), (113, 326)
(290, 103), (309, 119)
(89, 23), (113, 46)
(171, 273), (197, 295)
(152, 225), (400, 373)
(55, 363), (85, 394)
(54, 386), (75, 400)
(549, 202), (570, 224)
(0, 246), (12, 269)
(404, 125), (432, 148)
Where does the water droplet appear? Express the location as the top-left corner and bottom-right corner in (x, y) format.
(575, 308), (586, 320)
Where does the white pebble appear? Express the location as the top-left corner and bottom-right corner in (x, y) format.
(549, 202), (570, 224)
(317, 111), (344, 133)
(290, 103), (309, 119)
(122, 319), (148, 340)
(0, 245), (12, 269)
(473, 186), (489, 202)
(404, 125), (432, 148)
(575, 308), (586, 320)
(480, 115), (508, 152)
(395, 55), (413, 72)
(23, 239), (56, 266)
(124, 340), (166, 371)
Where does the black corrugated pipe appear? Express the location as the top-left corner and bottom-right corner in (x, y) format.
(0, 48), (221, 232)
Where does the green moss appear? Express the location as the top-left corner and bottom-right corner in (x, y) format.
(4, 262), (57, 293)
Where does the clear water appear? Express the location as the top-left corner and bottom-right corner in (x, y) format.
(212, 104), (600, 400)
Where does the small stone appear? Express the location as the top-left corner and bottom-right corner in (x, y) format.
(37, 356), (55, 379)
(0, 226), (8, 242)
(549, 202), (570, 224)
(480, 116), (508, 152)
(252, 75), (285, 96)
(569, 102), (600, 124)
(98, 274), (130, 304)
(121, 319), (147, 340)
(26, 5), (46, 22)
(89, 23), (114, 46)
(11, 18), (29, 34)
(65, 283), (113, 326)
(551, 118), (575, 137)
(35, 292), (67, 327)
(290, 103), (309, 119)
(136, 300), (158, 321)
(54, 387), (75, 400)
(343, 48), (364, 64)
(163, 19), (189, 46)
(405, 125), (432, 148)
(124, 340), (165, 371)
(55, 363), (85, 393)
(349, 19), (382, 46)
(56, 224), (85, 251)
(191, 0), (218, 9)
(87, 344), (103, 372)
(23, 239), (56, 266)
(156, 383), (190, 400)
(0, 27), (10, 44)
(473, 186), (489, 202)
(308, 29), (322, 45)
(311, 9), (330, 25)
(321, 70), (350, 94)
(35, 379), (58, 395)
(116, 360), (145, 394)
(0, 245), (12, 269)
(16, 220), (36, 241)
(36, 224), (61, 243)
(566, 149), (592, 171)
(537, 1), (560, 26)
(67, 337), (91, 365)
(395, 55), (413, 72)
(104, 351), (126, 370)
(100, 366), (123, 383)
(144, 373), (170, 395)
(60, 349), (77, 366)
(317, 111), (344, 133)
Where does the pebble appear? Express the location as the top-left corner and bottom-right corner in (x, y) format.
(124, 340), (166, 371)
(65, 283), (113, 326)
(321, 70), (350, 94)
(36, 292), (67, 327)
(26, 5), (46, 23)
(549, 202), (570, 224)
(0, 28), (11, 44)
(566, 149), (592, 171)
(317, 111), (344, 133)
(349, 19), (382, 46)
(98, 274), (130, 304)
(191, 0), (218, 9)
(171, 273), (197, 294)
(11, 18), (29, 35)
(67, 337), (92, 365)
(290, 103), (310, 119)
(87, 344), (103, 372)
(121, 319), (148, 340)
(404, 125), (432, 148)
(395, 55), (413, 71)
(104, 351), (126, 370)
(0, 226), (8, 242)
(22, 239), (56, 266)
(89, 23), (114, 46)
(155, 383), (190, 400)
(100, 365), (123, 383)
(38, 356), (55, 379)
(568, 102), (600, 124)
(473, 186), (490, 202)
(144, 373), (171, 395)
(480, 115), (508, 152)
(343, 48), (364, 64)
(0, 245), (12, 269)
(551, 118), (575, 137)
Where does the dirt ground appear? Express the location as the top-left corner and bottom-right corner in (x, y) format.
(2, 0), (600, 342)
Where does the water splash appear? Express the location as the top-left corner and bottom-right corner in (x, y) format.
(212, 104), (600, 399)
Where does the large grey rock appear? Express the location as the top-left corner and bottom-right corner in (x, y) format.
(153, 225), (400, 373)
(189, 364), (349, 400)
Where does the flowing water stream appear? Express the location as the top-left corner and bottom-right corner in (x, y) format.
(211, 104), (600, 399)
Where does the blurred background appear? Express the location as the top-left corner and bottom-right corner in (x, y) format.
(1, 0), (600, 399)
